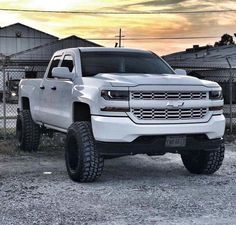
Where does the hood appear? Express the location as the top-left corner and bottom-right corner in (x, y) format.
(94, 73), (219, 88)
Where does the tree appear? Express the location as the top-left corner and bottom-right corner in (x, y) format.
(214, 34), (235, 47)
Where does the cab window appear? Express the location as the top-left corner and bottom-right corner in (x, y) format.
(61, 55), (74, 72)
(47, 56), (61, 78)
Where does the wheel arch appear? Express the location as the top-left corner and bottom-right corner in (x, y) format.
(73, 102), (91, 122)
(21, 96), (30, 110)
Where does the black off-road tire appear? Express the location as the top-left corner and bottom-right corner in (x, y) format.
(16, 110), (41, 152)
(0, 93), (3, 102)
(65, 121), (104, 182)
(181, 143), (225, 174)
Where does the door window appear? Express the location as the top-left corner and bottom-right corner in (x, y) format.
(47, 56), (61, 78)
(61, 55), (74, 72)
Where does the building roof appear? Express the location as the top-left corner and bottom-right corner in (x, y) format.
(0, 22), (58, 39)
(163, 44), (236, 69)
(9, 35), (102, 64)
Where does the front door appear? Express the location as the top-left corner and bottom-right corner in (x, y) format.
(39, 54), (75, 129)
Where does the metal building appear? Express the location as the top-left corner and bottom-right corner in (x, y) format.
(0, 22), (101, 73)
(0, 23), (58, 56)
(163, 44), (236, 69)
(163, 44), (236, 130)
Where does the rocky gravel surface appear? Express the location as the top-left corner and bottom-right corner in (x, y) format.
(0, 143), (236, 225)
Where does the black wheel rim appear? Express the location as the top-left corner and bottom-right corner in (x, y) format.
(191, 150), (202, 163)
(67, 135), (79, 172)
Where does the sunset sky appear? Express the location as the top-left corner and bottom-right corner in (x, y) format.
(0, 0), (236, 55)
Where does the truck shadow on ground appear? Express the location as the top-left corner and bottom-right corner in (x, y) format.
(98, 154), (224, 184)
(0, 151), (225, 185)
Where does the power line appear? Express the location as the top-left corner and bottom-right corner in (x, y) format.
(87, 36), (219, 40)
(0, 8), (235, 14)
(0, 35), (220, 40)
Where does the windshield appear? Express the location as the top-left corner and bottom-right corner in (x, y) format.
(81, 51), (174, 77)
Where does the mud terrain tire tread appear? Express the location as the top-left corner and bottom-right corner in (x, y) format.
(16, 110), (41, 152)
(65, 121), (104, 182)
(181, 143), (225, 174)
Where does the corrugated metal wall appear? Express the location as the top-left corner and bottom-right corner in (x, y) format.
(0, 23), (58, 56)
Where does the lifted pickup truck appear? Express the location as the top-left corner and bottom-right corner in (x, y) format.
(17, 47), (225, 182)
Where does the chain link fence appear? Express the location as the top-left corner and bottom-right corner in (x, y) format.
(197, 69), (236, 131)
(0, 63), (236, 153)
(0, 64), (65, 153)
(179, 67), (236, 133)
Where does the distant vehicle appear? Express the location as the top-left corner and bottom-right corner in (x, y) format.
(0, 68), (25, 103)
(5, 79), (20, 103)
(17, 47), (225, 182)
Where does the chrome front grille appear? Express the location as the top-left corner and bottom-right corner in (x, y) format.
(131, 108), (208, 120)
(131, 91), (207, 100)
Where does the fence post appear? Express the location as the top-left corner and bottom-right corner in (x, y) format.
(226, 57), (233, 134)
(2, 66), (6, 140)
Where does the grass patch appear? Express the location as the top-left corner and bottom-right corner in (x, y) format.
(0, 139), (19, 155)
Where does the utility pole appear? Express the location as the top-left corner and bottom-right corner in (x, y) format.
(115, 28), (125, 47)
(226, 57), (233, 134)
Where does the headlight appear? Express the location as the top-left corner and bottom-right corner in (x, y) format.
(209, 90), (223, 100)
(101, 90), (129, 101)
(11, 92), (16, 97)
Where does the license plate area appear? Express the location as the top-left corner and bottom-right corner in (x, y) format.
(165, 135), (186, 147)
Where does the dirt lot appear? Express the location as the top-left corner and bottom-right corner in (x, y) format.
(0, 142), (236, 225)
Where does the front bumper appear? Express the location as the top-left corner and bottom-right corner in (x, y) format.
(91, 114), (225, 142)
(96, 136), (223, 155)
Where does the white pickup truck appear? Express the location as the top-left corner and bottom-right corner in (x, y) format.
(17, 47), (225, 182)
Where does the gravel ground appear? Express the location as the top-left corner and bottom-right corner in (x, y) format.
(0, 143), (236, 225)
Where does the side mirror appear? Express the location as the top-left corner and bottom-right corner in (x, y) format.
(52, 67), (75, 80)
(175, 69), (187, 76)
